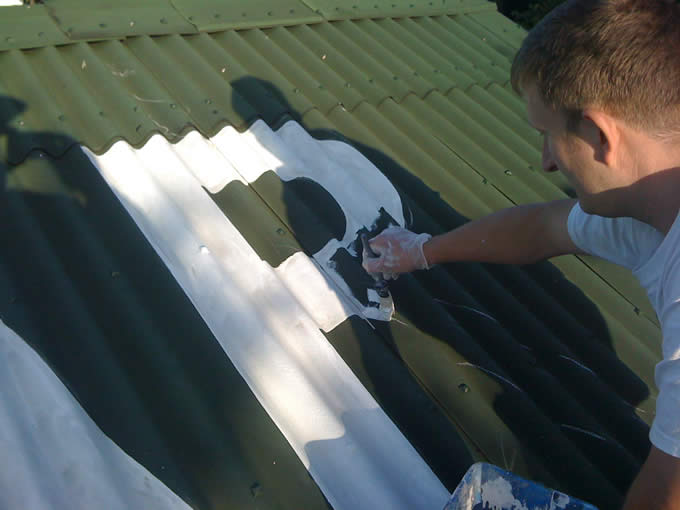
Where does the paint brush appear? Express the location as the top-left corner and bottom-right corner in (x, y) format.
(361, 234), (393, 316)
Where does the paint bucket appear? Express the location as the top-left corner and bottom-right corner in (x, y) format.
(443, 463), (598, 510)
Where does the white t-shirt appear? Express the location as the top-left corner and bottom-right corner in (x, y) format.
(568, 202), (680, 457)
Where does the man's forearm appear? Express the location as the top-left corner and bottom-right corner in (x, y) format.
(423, 200), (579, 266)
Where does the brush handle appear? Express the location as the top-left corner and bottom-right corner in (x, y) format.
(361, 234), (378, 258)
(361, 234), (390, 298)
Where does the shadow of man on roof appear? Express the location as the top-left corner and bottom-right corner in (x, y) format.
(227, 76), (652, 510)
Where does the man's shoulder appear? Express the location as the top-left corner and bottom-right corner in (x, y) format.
(568, 203), (663, 271)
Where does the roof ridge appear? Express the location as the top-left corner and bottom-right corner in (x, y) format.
(0, 0), (497, 52)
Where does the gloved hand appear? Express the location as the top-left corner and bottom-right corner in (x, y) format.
(361, 226), (432, 279)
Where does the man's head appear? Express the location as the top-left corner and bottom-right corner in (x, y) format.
(514, 0), (680, 220)
(512, 0), (680, 138)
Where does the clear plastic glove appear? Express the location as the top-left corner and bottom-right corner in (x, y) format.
(361, 226), (432, 279)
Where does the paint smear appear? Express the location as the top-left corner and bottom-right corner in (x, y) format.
(0, 320), (191, 510)
(84, 124), (448, 510)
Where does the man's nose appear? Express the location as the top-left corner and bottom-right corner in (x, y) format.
(542, 138), (558, 172)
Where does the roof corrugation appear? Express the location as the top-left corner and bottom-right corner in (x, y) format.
(0, 4), (661, 510)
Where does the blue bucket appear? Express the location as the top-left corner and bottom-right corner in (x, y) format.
(443, 463), (599, 510)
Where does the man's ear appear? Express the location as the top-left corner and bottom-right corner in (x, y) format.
(582, 109), (620, 167)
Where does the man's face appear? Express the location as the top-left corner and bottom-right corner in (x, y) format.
(525, 86), (624, 216)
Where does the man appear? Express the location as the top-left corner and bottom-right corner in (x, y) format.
(362, 1), (680, 508)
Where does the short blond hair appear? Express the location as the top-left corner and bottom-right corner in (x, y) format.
(511, 0), (680, 137)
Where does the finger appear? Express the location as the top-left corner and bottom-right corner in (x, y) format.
(362, 255), (383, 274)
(367, 236), (387, 255)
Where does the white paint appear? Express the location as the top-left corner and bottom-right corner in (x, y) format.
(457, 362), (523, 392)
(274, 251), (359, 332)
(174, 130), (245, 192)
(84, 124), (448, 510)
(0, 0), (22, 6)
(552, 492), (571, 509)
(0, 319), (191, 510)
(559, 354), (596, 375)
(481, 477), (530, 510)
(560, 424), (607, 441)
(209, 120), (405, 323)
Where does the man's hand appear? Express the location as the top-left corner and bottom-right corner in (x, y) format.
(623, 446), (680, 509)
(361, 226), (432, 279)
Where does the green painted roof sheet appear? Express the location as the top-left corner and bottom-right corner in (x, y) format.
(0, 0), (495, 51)
(0, 3), (662, 510)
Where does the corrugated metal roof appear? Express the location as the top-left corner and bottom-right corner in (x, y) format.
(0, 3), (661, 510)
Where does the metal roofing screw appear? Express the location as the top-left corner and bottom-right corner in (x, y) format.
(204, 98), (212, 104)
(267, 11), (273, 16)
(111, 271), (120, 278)
(482, 177), (488, 184)
(250, 482), (262, 498)
(136, 124), (142, 132)
(221, 67), (226, 73)
(634, 307), (641, 315)
(170, 103), (177, 109)
(321, 54), (327, 60)
(18, 120), (24, 126)
(160, 17), (168, 24)
(58, 114), (66, 121)
(99, 23), (107, 28)
(289, 9), (295, 14)
(99, 111), (105, 117)
(292, 87), (299, 94)
(458, 383), (470, 393)
(504, 169), (513, 176)
(130, 21), (135, 27)
(212, 110), (218, 115)
(5, 37), (14, 44)
(344, 82), (351, 88)
(38, 32), (45, 37)
(276, 228), (285, 235)
(214, 13), (220, 19)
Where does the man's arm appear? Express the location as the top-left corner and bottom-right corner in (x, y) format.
(423, 198), (584, 266)
(623, 446), (680, 510)
(363, 199), (585, 276)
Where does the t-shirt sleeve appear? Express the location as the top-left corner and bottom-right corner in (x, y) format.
(650, 241), (680, 457)
(567, 202), (663, 271)
(650, 355), (680, 457)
